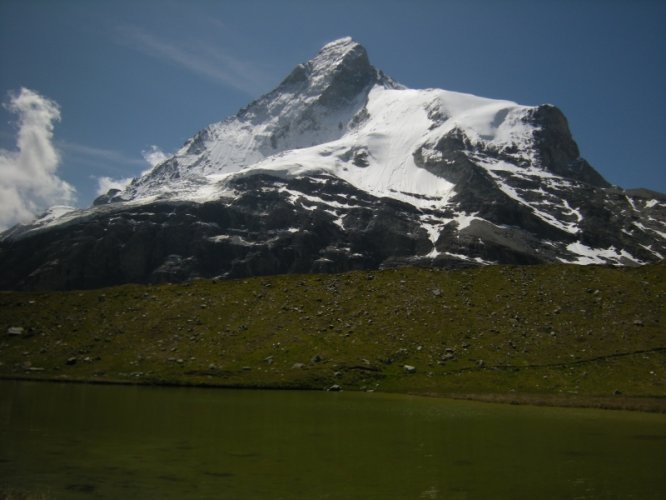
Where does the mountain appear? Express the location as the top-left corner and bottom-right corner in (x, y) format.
(1, 37), (665, 290)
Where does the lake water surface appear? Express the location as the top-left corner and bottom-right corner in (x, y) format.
(1, 380), (665, 499)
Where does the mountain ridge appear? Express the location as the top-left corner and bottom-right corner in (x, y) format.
(1, 37), (664, 290)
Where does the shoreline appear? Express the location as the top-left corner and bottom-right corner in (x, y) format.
(3, 374), (665, 414)
(427, 392), (666, 414)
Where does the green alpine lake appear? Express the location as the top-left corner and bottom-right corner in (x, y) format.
(1, 380), (665, 499)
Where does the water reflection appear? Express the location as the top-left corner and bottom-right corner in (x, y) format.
(1, 381), (665, 499)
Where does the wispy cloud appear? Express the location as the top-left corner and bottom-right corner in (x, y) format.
(88, 144), (169, 196)
(57, 139), (171, 198)
(117, 26), (271, 96)
(0, 88), (76, 231)
(76, 143), (169, 195)
(59, 141), (147, 172)
(59, 140), (148, 197)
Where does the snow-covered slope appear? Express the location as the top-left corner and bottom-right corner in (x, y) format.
(120, 38), (537, 210)
(1, 37), (665, 290)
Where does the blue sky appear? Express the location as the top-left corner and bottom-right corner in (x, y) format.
(1, 0), (665, 217)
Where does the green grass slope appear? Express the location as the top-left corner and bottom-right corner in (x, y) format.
(1, 263), (664, 410)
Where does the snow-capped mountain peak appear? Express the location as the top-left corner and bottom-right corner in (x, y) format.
(1, 38), (664, 290)
(120, 38), (544, 208)
(125, 37), (402, 199)
(288, 36), (371, 95)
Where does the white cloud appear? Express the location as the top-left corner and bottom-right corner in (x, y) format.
(96, 176), (133, 196)
(0, 88), (76, 231)
(95, 145), (168, 196)
(142, 145), (168, 167)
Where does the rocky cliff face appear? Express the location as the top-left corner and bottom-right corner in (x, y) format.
(1, 37), (665, 290)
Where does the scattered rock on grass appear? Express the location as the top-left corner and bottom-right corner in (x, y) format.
(403, 365), (416, 374)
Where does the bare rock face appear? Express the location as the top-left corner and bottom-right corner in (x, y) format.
(527, 105), (609, 188)
(1, 38), (664, 290)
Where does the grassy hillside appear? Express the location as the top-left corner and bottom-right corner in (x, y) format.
(1, 263), (664, 410)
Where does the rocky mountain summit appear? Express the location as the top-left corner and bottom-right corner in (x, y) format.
(1, 37), (665, 290)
